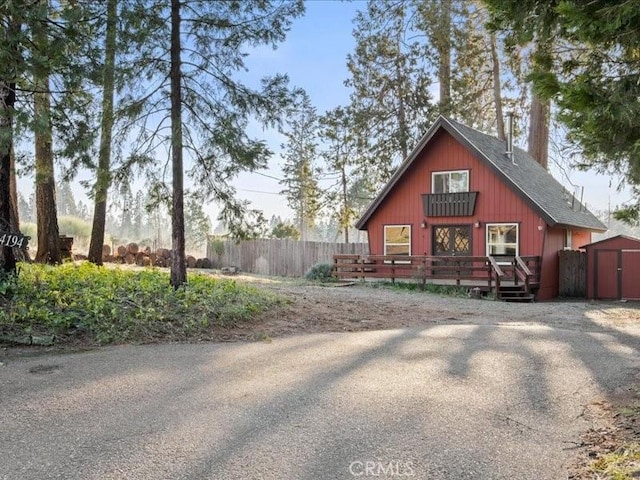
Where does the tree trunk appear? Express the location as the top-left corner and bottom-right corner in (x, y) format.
(170, 0), (186, 287)
(88, 0), (117, 265)
(489, 33), (505, 141)
(0, 80), (17, 274)
(527, 89), (550, 169)
(34, 72), (61, 264)
(0, 10), (21, 274)
(9, 146), (19, 231)
(437, 0), (452, 116)
(341, 165), (349, 244)
(395, 29), (408, 160)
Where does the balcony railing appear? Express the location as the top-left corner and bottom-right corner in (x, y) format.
(422, 191), (478, 217)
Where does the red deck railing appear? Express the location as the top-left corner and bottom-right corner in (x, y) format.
(332, 254), (540, 293)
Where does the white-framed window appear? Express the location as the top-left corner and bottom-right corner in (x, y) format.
(486, 223), (518, 257)
(564, 229), (572, 249)
(384, 225), (411, 256)
(432, 170), (469, 194)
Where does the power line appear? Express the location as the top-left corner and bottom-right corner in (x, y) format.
(237, 187), (282, 196)
(253, 171), (283, 181)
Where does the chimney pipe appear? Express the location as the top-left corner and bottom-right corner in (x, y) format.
(506, 111), (515, 165)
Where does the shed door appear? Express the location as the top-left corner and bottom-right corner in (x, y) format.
(622, 250), (640, 300)
(595, 250), (619, 300)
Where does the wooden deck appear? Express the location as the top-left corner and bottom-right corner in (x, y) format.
(333, 254), (540, 299)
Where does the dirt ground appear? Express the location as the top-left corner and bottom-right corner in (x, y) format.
(216, 275), (640, 341)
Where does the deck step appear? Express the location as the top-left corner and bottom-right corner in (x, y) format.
(497, 284), (535, 303)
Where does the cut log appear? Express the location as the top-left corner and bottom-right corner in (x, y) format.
(186, 255), (197, 268)
(149, 253), (157, 265)
(103, 254), (115, 263)
(102, 244), (111, 256)
(142, 256), (151, 267)
(156, 248), (170, 259)
(135, 252), (146, 266)
(143, 246), (151, 255)
(127, 242), (139, 255)
(124, 253), (135, 264)
(117, 245), (127, 257)
(196, 258), (212, 269)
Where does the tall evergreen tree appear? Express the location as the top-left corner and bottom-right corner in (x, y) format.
(485, 0), (560, 168)
(494, 0), (640, 222)
(346, 0), (435, 184)
(56, 181), (78, 217)
(88, 0), (118, 265)
(120, 0), (303, 286)
(0, 0), (95, 269)
(346, 0), (524, 189)
(0, 6), (20, 273)
(32, 0), (61, 264)
(320, 107), (360, 243)
(184, 194), (211, 252)
(279, 91), (321, 241)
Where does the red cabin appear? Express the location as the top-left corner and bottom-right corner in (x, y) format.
(351, 116), (606, 301)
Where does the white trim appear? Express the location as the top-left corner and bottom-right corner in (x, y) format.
(564, 229), (572, 249)
(486, 223), (519, 259)
(431, 169), (469, 193)
(384, 224), (411, 256)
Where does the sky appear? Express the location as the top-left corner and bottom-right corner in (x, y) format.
(17, 0), (632, 227)
(230, 0), (631, 223)
(229, 0), (364, 223)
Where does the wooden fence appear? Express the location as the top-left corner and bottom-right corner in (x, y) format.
(206, 238), (369, 277)
(558, 250), (586, 297)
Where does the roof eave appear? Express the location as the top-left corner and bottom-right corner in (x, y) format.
(355, 116), (449, 230)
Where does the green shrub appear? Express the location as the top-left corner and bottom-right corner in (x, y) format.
(305, 262), (335, 282)
(0, 262), (282, 345)
(58, 216), (92, 238)
(20, 222), (36, 240)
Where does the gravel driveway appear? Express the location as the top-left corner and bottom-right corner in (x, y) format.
(1, 282), (639, 479)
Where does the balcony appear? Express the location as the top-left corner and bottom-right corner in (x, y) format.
(422, 191), (478, 217)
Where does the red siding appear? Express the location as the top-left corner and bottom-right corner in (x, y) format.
(538, 227), (564, 300)
(595, 251), (620, 299)
(537, 227), (592, 300)
(572, 230), (591, 251)
(366, 130), (546, 258)
(584, 236), (640, 299)
(622, 251), (640, 300)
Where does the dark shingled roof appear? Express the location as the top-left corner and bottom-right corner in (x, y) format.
(356, 116), (607, 232)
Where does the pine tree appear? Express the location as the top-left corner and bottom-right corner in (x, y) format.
(0, 7), (20, 273)
(0, 0), (96, 270)
(320, 107), (360, 243)
(279, 91), (321, 241)
(184, 195), (211, 252)
(32, 0), (61, 264)
(484, 0), (560, 168)
(345, 0), (525, 188)
(121, 0), (304, 286)
(346, 0), (435, 184)
(88, 0), (118, 265)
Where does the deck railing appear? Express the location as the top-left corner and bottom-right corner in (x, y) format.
(333, 254), (540, 293)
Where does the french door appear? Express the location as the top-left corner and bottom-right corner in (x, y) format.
(433, 225), (472, 256)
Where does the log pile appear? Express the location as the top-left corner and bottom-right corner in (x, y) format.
(101, 243), (213, 269)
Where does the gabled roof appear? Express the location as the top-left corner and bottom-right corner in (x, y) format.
(355, 116), (607, 232)
(580, 234), (640, 249)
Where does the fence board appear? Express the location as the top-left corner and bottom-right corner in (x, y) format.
(206, 238), (369, 277)
(558, 250), (586, 297)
